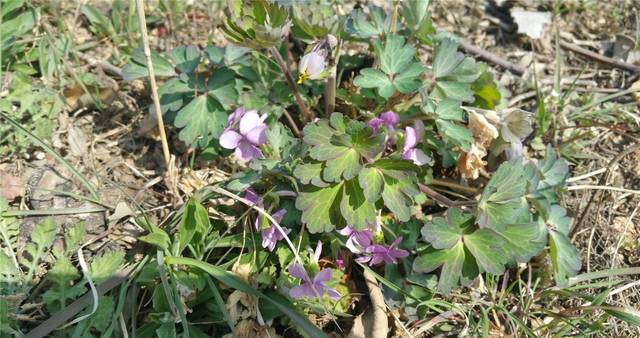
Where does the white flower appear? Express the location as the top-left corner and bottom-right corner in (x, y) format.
(297, 51), (325, 83)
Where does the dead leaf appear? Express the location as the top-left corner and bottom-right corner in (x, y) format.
(0, 172), (25, 200)
(457, 144), (487, 180)
(67, 125), (87, 157)
(511, 9), (551, 39)
(467, 110), (499, 148)
(107, 202), (134, 222)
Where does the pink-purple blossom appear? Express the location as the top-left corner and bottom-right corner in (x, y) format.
(368, 111), (400, 134)
(355, 237), (409, 266)
(243, 189), (291, 252)
(220, 107), (267, 162)
(402, 120), (428, 165)
(338, 222), (380, 254)
(260, 209), (290, 252)
(288, 263), (341, 300)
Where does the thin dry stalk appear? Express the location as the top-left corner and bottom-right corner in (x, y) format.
(268, 47), (314, 122)
(135, 0), (171, 166)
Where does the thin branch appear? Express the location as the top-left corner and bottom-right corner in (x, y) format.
(282, 108), (302, 138)
(135, 0), (171, 166)
(418, 183), (477, 208)
(268, 46), (314, 122)
(567, 185), (640, 194)
(560, 40), (640, 73)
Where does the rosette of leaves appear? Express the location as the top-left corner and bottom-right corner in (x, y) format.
(293, 113), (421, 233)
(222, 0), (291, 50)
(123, 45), (247, 148)
(353, 35), (424, 99)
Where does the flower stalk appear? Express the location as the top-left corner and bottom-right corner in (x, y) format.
(269, 46), (314, 122)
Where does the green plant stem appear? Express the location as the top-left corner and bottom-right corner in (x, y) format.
(135, 0), (171, 166)
(268, 46), (314, 122)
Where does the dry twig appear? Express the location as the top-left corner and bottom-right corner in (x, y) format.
(135, 0), (171, 166)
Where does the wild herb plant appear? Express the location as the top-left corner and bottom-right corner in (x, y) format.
(114, 1), (584, 335)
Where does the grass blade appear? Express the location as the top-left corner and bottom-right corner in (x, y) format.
(164, 256), (327, 338)
(0, 111), (100, 200)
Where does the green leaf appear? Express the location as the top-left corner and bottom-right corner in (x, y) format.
(64, 221), (86, 255)
(436, 99), (464, 122)
(353, 68), (394, 99)
(304, 115), (384, 182)
(549, 230), (581, 287)
(413, 243), (466, 294)
(421, 208), (473, 249)
(463, 229), (506, 275)
(544, 205), (580, 286)
(294, 162), (329, 188)
(207, 67), (238, 109)
(478, 160), (528, 231)
(354, 36), (424, 98)
(167, 45), (201, 74)
(340, 179), (376, 230)
(23, 217), (56, 280)
(43, 255), (81, 311)
(90, 250), (124, 284)
(345, 7), (389, 39)
(495, 222), (547, 263)
(436, 119), (473, 150)
(538, 145), (569, 188)
(433, 81), (475, 102)
(173, 94), (227, 147)
(296, 183), (344, 233)
(472, 68), (502, 109)
(122, 48), (176, 81)
(178, 198), (210, 253)
(80, 5), (116, 38)
(358, 167), (383, 202)
(165, 256), (327, 338)
(433, 38), (464, 78)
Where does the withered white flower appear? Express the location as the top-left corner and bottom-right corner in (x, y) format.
(500, 108), (533, 143)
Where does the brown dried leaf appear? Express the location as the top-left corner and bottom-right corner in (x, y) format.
(67, 125), (87, 157)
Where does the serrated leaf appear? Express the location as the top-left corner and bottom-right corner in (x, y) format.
(294, 162), (329, 188)
(378, 36), (416, 74)
(478, 160), (528, 231)
(43, 255), (80, 311)
(64, 221), (86, 255)
(296, 183), (344, 233)
(90, 251), (124, 284)
(173, 94), (227, 147)
(340, 179), (376, 230)
(434, 81), (475, 102)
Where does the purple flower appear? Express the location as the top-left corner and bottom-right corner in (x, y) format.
(244, 189), (290, 252)
(297, 51), (325, 83)
(356, 237), (409, 266)
(288, 263), (341, 300)
(402, 120), (429, 165)
(369, 111), (400, 134)
(338, 222), (380, 254)
(260, 209), (290, 252)
(220, 107), (267, 162)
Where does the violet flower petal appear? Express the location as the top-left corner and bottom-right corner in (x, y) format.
(235, 141), (263, 162)
(288, 263), (310, 282)
(239, 111), (262, 136)
(219, 130), (243, 149)
(244, 125), (267, 146)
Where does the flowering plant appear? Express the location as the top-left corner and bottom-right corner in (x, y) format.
(122, 1), (578, 336)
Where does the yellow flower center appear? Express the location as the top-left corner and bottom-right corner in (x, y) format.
(297, 71), (309, 84)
